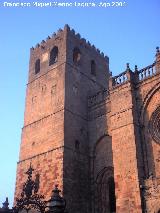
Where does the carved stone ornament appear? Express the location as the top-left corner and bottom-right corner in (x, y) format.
(149, 106), (160, 144)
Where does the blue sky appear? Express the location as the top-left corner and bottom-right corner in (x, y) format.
(0, 0), (160, 207)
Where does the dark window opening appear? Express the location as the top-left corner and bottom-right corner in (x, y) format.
(73, 47), (81, 64)
(91, 60), (96, 76)
(35, 59), (40, 74)
(75, 140), (80, 150)
(49, 46), (58, 66)
(108, 177), (116, 212)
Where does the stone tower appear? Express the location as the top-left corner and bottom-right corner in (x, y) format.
(14, 25), (110, 213)
(15, 25), (160, 213)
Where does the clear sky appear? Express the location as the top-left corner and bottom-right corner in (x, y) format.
(0, 0), (160, 207)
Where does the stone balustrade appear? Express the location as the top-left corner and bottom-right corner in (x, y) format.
(137, 63), (156, 81)
(112, 71), (128, 86)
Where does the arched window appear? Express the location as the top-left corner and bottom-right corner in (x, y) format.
(95, 167), (116, 213)
(91, 60), (96, 76)
(49, 46), (58, 66)
(35, 59), (40, 74)
(73, 47), (81, 64)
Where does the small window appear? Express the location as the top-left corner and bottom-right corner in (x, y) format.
(73, 47), (81, 64)
(49, 46), (58, 66)
(91, 60), (96, 76)
(35, 59), (40, 74)
(51, 85), (56, 95)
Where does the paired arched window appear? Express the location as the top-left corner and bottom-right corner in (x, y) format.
(35, 59), (40, 74)
(91, 60), (96, 76)
(49, 46), (58, 66)
(73, 47), (81, 64)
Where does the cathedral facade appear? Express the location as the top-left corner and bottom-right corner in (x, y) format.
(14, 25), (160, 213)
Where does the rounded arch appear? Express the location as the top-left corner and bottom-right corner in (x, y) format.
(95, 167), (116, 213)
(93, 133), (110, 156)
(95, 166), (113, 184)
(138, 82), (160, 178)
(149, 105), (160, 144)
(92, 135), (114, 213)
(139, 82), (160, 125)
(93, 134), (113, 177)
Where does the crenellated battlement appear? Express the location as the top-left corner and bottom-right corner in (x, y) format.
(30, 24), (108, 60)
(30, 27), (64, 51)
(65, 24), (108, 59)
(65, 25), (108, 59)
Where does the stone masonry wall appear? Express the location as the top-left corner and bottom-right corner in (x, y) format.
(109, 79), (142, 213)
(15, 147), (64, 202)
(15, 28), (67, 201)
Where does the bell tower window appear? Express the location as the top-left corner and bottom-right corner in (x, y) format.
(35, 59), (40, 74)
(91, 60), (96, 76)
(49, 46), (58, 66)
(73, 47), (81, 64)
